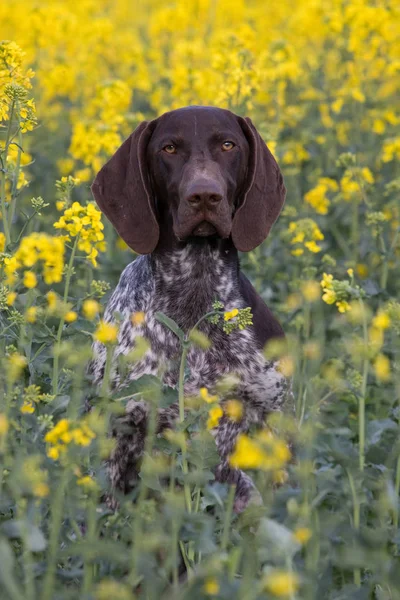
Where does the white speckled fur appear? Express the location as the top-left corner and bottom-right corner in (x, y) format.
(89, 243), (290, 510)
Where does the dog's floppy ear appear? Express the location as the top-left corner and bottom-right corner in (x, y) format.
(231, 117), (286, 252)
(91, 121), (159, 254)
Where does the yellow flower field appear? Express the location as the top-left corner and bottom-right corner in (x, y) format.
(0, 0), (400, 598)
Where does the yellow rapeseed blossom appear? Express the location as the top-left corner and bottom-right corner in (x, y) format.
(372, 311), (391, 330)
(278, 355), (295, 377)
(53, 202), (106, 267)
(203, 578), (220, 596)
(25, 306), (38, 323)
(20, 400), (35, 414)
(200, 387), (218, 404)
(293, 527), (312, 545)
(94, 320), (118, 344)
(0, 232), (5, 252)
(6, 292), (17, 306)
(23, 271), (37, 289)
(131, 311), (145, 326)
(304, 177), (338, 215)
(0, 415), (9, 436)
(336, 300), (351, 313)
(229, 431), (291, 471)
(288, 219), (324, 256)
(45, 418), (96, 460)
(301, 281), (320, 302)
(46, 291), (58, 312)
(4, 233), (65, 286)
(64, 310), (77, 323)
(77, 475), (98, 490)
(263, 570), (300, 597)
(373, 354), (391, 382)
(224, 308), (239, 321)
(207, 405), (223, 430)
(224, 399), (243, 422)
(83, 299), (101, 320)
(33, 482), (49, 498)
(8, 353), (27, 381)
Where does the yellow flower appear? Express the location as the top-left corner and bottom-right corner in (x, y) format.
(0, 232), (5, 253)
(21, 400), (35, 414)
(45, 419), (69, 444)
(347, 268), (354, 277)
(224, 399), (243, 422)
(131, 311), (145, 326)
(203, 577), (219, 596)
(278, 355), (295, 377)
(322, 289), (337, 305)
(356, 264), (368, 278)
(372, 311), (391, 330)
(291, 248), (304, 256)
(47, 291), (58, 311)
(206, 405), (223, 430)
(64, 310), (77, 323)
(224, 308), (239, 321)
(301, 281), (320, 302)
(263, 570), (300, 597)
(229, 434), (268, 469)
(53, 202), (106, 267)
(320, 273), (333, 289)
(33, 482), (49, 498)
(5, 234), (65, 286)
(25, 307), (38, 323)
(8, 354), (27, 381)
(200, 387), (218, 404)
(6, 292), (17, 306)
(373, 354), (390, 382)
(77, 475), (97, 490)
(336, 300), (351, 313)
(23, 271), (37, 288)
(0, 415), (9, 436)
(293, 526), (312, 545)
(82, 299), (101, 320)
(94, 320), (118, 344)
(47, 446), (61, 460)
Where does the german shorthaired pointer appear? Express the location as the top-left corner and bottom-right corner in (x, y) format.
(90, 106), (290, 512)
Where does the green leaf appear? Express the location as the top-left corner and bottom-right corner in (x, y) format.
(2, 520), (47, 552)
(155, 312), (185, 342)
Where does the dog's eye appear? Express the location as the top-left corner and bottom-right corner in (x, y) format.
(222, 141), (235, 151)
(163, 144), (177, 154)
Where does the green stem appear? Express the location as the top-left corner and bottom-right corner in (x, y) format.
(351, 201), (359, 262)
(41, 468), (68, 600)
(347, 470), (361, 587)
(221, 484), (236, 551)
(359, 299), (369, 472)
(8, 127), (23, 233)
(380, 227), (399, 292)
(129, 398), (158, 587)
(82, 492), (97, 595)
(52, 236), (79, 395)
(394, 456), (400, 529)
(0, 99), (15, 247)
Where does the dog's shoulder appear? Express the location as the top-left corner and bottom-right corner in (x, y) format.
(104, 255), (154, 319)
(238, 272), (284, 350)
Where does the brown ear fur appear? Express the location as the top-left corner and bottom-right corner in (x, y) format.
(231, 117), (286, 252)
(91, 121), (159, 254)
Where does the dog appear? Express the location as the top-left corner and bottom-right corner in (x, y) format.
(89, 105), (291, 512)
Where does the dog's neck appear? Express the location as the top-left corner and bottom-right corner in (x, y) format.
(150, 230), (241, 331)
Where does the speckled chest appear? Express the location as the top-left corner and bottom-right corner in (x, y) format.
(91, 246), (287, 412)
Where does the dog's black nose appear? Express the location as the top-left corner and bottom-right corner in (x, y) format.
(186, 182), (223, 208)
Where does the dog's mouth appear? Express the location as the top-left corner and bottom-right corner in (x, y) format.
(192, 221), (217, 237)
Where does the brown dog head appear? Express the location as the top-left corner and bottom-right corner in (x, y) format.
(91, 106), (286, 254)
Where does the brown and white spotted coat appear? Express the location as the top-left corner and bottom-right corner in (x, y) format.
(89, 106), (291, 511)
